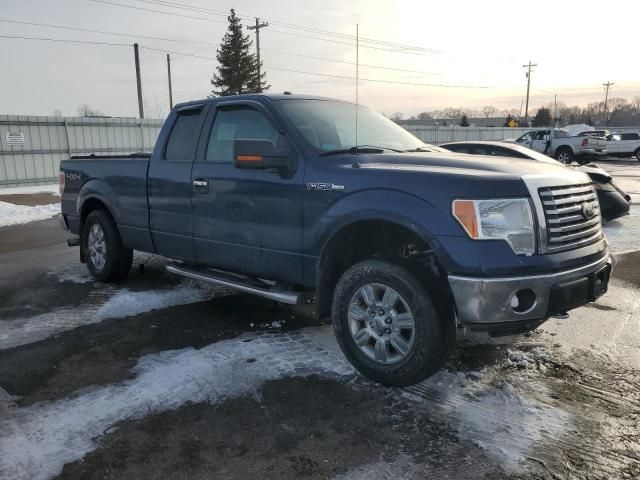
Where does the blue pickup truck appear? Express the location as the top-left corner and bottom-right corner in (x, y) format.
(59, 94), (611, 386)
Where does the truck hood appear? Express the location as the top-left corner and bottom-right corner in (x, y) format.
(358, 151), (571, 178)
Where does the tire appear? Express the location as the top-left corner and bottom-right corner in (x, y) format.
(82, 209), (133, 282)
(635, 148), (640, 162)
(576, 157), (591, 166)
(556, 147), (574, 165)
(331, 259), (454, 386)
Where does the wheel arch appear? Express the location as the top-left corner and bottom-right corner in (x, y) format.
(314, 216), (453, 320)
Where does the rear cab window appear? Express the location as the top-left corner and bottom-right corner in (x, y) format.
(164, 107), (206, 162)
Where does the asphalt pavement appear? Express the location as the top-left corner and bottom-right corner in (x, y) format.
(0, 161), (638, 479)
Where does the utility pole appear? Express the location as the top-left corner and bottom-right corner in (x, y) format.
(133, 43), (144, 119)
(247, 17), (269, 92)
(522, 60), (537, 126)
(602, 81), (614, 126)
(166, 53), (173, 110)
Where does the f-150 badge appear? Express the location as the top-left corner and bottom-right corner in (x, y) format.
(306, 183), (344, 191)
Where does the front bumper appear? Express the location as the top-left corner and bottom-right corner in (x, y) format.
(448, 254), (611, 329)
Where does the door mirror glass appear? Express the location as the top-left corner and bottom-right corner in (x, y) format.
(233, 138), (292, 171)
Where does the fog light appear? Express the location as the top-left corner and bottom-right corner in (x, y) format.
(510, 289), (536, 313)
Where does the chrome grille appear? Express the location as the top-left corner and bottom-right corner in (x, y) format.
(538, 183), (603, 252)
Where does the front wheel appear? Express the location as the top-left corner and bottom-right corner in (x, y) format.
(331, 259), (453, 386)
(556, 147), (574, 165)
(82, 209), (133, 282)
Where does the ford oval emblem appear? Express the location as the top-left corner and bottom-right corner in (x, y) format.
(582, 203), (597, 219)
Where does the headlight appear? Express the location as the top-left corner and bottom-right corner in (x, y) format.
(452, 198), (535, 255)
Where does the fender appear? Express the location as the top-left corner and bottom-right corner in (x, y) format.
(77, 178), (122, 223)
(309, 188), (462, 258)
(304, 189), (464, 287)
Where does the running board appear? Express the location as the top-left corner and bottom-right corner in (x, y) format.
(165, 264), (302, 305)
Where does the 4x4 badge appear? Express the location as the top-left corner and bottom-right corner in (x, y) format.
(306, 183), (345, 191)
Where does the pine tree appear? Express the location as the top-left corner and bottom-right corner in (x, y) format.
(210, 9), (269, 96)
(532, 107), (552, 127)
(460, 114), (470, 127)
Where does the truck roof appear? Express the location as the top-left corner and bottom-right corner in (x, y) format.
(173, 93), (351, 110)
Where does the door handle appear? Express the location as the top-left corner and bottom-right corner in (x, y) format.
(193, 179), (208, 187)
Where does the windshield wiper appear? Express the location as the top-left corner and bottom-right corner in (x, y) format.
(319, 145), (402, 156)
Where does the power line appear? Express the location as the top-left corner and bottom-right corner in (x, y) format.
(128, 0), (442, 53)
(0, 33), (494, 89)
(260, 48), (442, 76)
(86, 0), (442, 57)
(0, 34), (130, 47)
(0, 18), (218, 46)
(138, 45), (494, 88)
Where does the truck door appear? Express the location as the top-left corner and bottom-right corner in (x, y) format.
(190, 101), (304, 283)
(606, 134), (622, 155)
(148, 104), (208, 261)
(530, 130), (548, 152)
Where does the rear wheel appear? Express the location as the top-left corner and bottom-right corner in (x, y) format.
(331, 259), (453, 386)
(635, 148), (640, 162)
(82, 210), (133, 282)
(556, 147), (574, 165)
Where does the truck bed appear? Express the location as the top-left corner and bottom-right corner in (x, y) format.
(60, 154), (151, 250)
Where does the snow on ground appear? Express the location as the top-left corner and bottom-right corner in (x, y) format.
(0, 325), (575, 479)
(0, 330), (354, 480)
(604, 205), (639, 254)
(0, 201), (60, 227)
(94, 284), (216, 321)
(0, 183), (59, 196)
(402, 368), (569, 472)
(0, 282), (223, 350)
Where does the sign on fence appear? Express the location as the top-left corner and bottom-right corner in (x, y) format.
(5, 132), (25, 146)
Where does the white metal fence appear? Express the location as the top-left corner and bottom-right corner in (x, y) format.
(401, 125), (533, 144)
(1, 114), (637, 188)
(0, 115), (164, 187)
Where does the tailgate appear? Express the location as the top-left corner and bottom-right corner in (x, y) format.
(580, 136), (607, 152)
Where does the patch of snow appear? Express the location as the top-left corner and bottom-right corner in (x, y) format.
(0, 328), (353, 480)
(51, 270), (93, 284)
(604, 206), (640, 254)
(0, 183), (59, 196)
(0, 201), (60, 227)
(94, 283), (215, 321)
(0, 282), (222, 350)
(402, 370), (570, 472)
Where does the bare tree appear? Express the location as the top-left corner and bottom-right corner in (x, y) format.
(481, 106), (498, 118)
(417, 111), (432, 120)
(389, 112), (404, 122)
(77, 104), (105, 117)
(441, 107), (464, 119)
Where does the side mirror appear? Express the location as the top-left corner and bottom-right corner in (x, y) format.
(233, 138), (292, 171)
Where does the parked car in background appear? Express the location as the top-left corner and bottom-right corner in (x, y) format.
(510, 128), (607, 165)
(605, 132), (640, 160)
(440, 141), (631, 222)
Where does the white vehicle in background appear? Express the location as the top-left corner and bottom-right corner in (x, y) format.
(510, 128), (607, 165)
(605, 132), (640, 161)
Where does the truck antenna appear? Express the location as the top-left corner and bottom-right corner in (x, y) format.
(352, 23), (360, 169)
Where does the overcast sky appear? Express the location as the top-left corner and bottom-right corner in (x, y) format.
(1, 0), (638, 118)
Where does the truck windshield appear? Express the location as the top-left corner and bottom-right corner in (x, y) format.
(278, 100), (425, 153)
